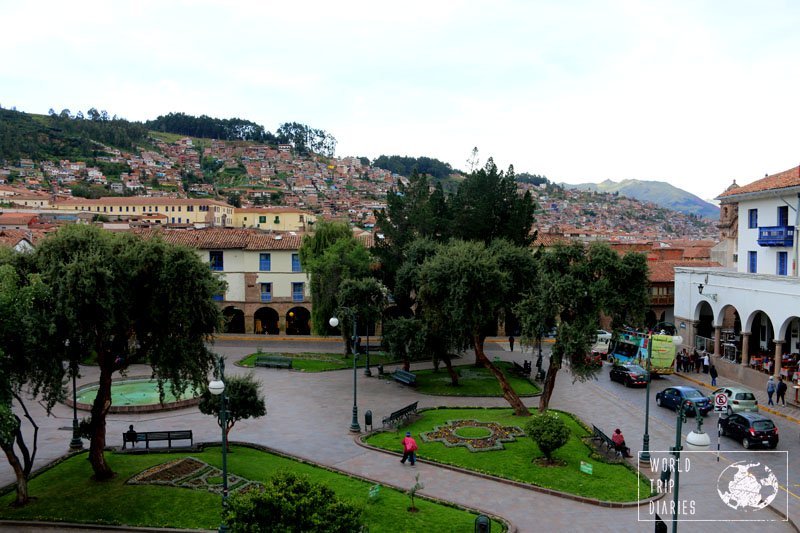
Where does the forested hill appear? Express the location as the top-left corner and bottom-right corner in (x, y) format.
(145, 112), (276, 143)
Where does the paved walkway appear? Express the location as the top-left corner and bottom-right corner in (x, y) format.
(1, 339), (796, 532)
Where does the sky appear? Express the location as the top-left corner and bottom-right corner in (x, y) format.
(3, 0), (800, 202)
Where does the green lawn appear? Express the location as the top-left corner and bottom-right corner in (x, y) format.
(366, 408), (651, 502)
(0, 446), (504, 532)
(412, 362), (540, 396)
(239, 351), (402, 372)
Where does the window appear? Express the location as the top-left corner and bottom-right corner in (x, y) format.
(212, 292), (224, 302)
(292, 253), (301, 272)
(259, 216), (266, 223)
(274, 216), (280, 224)
(259, 253), (271, 271)
(778, 205), (789, 227)
(778, 251), (788, 276)
(748, 251), (757, 273)
(260, 283), (272, 302)
(292, 282), (304, 302)
(748, 209), (758, 228)
(209, 251), (224, 271)
(187, 205), (194, 212)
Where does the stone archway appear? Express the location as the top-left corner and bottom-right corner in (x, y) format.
(222, 306), (245, 334)
(286, 307), (311, 335)
(254, 307), (280, 335)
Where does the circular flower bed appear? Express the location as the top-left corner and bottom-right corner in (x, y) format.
(127, 457), (261, 494)
(421, 419), (525, 452)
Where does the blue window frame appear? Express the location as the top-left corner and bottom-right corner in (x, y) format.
(292, 282), (304, 302)
(292, 253), (301, 272)
(260, 283), (272, 302)
(209, 251), (224, 271)
(748, 209), (758, 229)
(778, 251), (788, 276)
(212, 293), (224, 302)
(259, 253), (271, 271)
(778, 205), (789, 227)
(748, 251), (757, 273)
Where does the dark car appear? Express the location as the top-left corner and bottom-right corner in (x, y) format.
(655, 386), (712, 415)
(609, 363), (650, 387)
(718, 412), (778, 449)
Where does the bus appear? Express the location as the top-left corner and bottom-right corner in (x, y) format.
(608, 330), (676, 375)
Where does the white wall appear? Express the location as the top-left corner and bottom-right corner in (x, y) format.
(737, 195), (794, 275)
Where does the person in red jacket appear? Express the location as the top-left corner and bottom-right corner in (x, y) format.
(612, 428), (632, 458)
(401, 431), (418, 466)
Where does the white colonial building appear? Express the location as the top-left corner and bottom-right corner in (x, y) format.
(675, 165), (800, 385)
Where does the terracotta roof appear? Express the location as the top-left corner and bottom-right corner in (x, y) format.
(648, 260), (721, 283)
(0, 229), (32, 248)
(235, 206), (310, 214)
(132, 227), (303, 250)
(0, 213), (38, 225)
(718, 165), (800, 199)
(532, 233), (572, 247)
(55, 197), (229, 207)
(682, 247), (711, 259)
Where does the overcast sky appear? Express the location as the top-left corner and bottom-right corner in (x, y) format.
(3, 1), (800, 201)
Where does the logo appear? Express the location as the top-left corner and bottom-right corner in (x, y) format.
(717, 460), (779, 511)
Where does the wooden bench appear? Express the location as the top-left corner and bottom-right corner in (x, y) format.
(382, 401), (419, 428)
(391, 369), (417, 386)
(122, 430), (193, 450)
(591, 425), (622, 459)
(254, 355), (293, 369)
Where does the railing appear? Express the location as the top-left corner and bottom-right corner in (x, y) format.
(757, 225), (795, 247)
(650, 295), (673, 306)
(260, 293), (271, 302)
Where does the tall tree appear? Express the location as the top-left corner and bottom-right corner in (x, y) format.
(198, 373), (266, 451)
(337, 277), (387, 343)
(417, 240), (529, 415)
(516, 242), (649, 411)
(31, 225), (223, 479)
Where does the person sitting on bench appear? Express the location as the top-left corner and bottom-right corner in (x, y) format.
(125, 425), (138, 447)
(611, 428), (632, 458)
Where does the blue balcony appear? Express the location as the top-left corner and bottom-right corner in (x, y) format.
(757, 225), (795, 247)
(261, 293), (272, 302)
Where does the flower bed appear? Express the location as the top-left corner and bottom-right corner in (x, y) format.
(421, 419), (524, 452)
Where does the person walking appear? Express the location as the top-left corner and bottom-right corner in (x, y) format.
(767, 376), (776, 406)
(509, 335), (515, 352)
(709, 364), (718, 386)
(401, 431), (418, 466)
(702, 353), (710, 374)
(777, 376), (788, 407)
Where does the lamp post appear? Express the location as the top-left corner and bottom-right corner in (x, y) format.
(330, 314), (360, 432)
(64, 339), (83, 451)
(208, 356), (228, 533)
(666, 398), (710, 533)
(641, 335), (683, 463)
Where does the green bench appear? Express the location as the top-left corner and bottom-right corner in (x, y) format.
(591, 425), (623, 459)
(382, 401), (419, 428)
(391, 369), (417, 386)
(122, 429), (193, 450)
(255, 355), (293, 369)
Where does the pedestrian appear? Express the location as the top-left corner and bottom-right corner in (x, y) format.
(694, 351), (702, 373)
(401, 431), (418, 466)
(710, 364), (718, 386)
(777, 376), (788, 406)
(611, 428), (632, 458)
(767, 376), (776, 406)
(675, 352), (682, 372)
(509, 335), (515, 352)
(702, 353), (710, 374)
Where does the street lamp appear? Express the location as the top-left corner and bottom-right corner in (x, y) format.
(330, 314), (360, 433)
(208, 356), (228, 533)
(641, 335), (683, 463)
(64, 340), (82, 450)
(665, 398), (710, 533)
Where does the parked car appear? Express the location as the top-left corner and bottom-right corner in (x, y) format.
(655, 386), (712, 415)
(609, 363), (650, 387)
(718, 412), (778, 449)
(707, 386), (758, 415)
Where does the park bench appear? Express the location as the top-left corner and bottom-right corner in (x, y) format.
(512, 360), (531, 377)
(382, 401), (419, 428)
(391, 369), (417, 386)
(591, 425), (623, 459)
(254, 355), (293, 369)
(122, 429), (193, 451)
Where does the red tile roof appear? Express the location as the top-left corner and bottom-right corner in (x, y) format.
(133, 227), (303, 250)
(718, 165), (800, 198)
(648, 260), (721, 283)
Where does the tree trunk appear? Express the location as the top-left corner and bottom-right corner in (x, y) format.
(89, 361), (115, 480)
(443, 357), (459, 386)
(1, 441), (28, 506)
(538, 364), (560, 412)
(473, 335), (529, 416)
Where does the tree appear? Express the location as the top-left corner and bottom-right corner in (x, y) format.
(0, 260), (63, 506)
(30, 225), (224, 479)
(198, 373), (266, 450)
(337, 277), (387, 345)
(416, 240), (529, 415)
(525, 411), (570, 463)
(516, 242), (649, 411)
(225, 472), (363, 532)
(226, 193), (242, 208)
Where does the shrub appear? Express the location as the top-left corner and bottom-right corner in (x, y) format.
(524, 411), (570, 462)
(225, 471), (364, 532)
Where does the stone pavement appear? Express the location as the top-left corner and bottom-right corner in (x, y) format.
(1, 338), (796, 532)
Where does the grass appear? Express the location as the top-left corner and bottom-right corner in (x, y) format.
(0, 446), (504, 532)
(412, 362), (540, 397)
(365, 408), (652, 502)
(239, 351), (403, 372)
